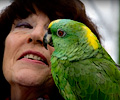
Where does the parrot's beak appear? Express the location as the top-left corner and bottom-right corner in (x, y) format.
(43, 29), (53, 50)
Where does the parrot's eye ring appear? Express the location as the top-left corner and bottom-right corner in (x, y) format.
(57, 29), (66, 37)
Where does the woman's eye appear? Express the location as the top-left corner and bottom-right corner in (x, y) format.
(15, 22), (33, 29)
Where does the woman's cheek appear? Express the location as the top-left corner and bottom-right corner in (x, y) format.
(48, 46), (55, 55)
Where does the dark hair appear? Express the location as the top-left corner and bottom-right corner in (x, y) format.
(0, 0), (101, 99)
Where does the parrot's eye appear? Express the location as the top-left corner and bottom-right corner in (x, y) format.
(57, 29), (66, 37)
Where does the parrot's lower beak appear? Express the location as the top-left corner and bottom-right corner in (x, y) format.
(43, 29), (53, 50)
(43, 32), (49, 49)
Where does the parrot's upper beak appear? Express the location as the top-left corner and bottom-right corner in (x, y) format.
(43, 29), (53, 50)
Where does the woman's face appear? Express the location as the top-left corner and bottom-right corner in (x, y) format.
(3, 11), (54, 87)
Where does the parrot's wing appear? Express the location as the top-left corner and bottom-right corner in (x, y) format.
(65, 58), (120, 100)
(51, 56), (77, 100)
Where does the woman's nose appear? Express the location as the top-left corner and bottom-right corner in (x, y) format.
(27, 26), (46, 45)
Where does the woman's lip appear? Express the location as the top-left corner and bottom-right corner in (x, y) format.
(20, 58), (47, 65)
(18, 50), (48, 65)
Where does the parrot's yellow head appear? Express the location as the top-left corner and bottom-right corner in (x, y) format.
(47, 19), (99, 50)
(48, 19), (61, 29)
(43, 19), (100, 59)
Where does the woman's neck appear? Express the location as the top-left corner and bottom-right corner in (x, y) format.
(11, 84), (48, 100)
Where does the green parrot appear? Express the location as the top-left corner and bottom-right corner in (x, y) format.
(43, 19), (120, 100)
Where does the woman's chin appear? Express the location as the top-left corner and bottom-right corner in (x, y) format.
(12, 69), (49, 86)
